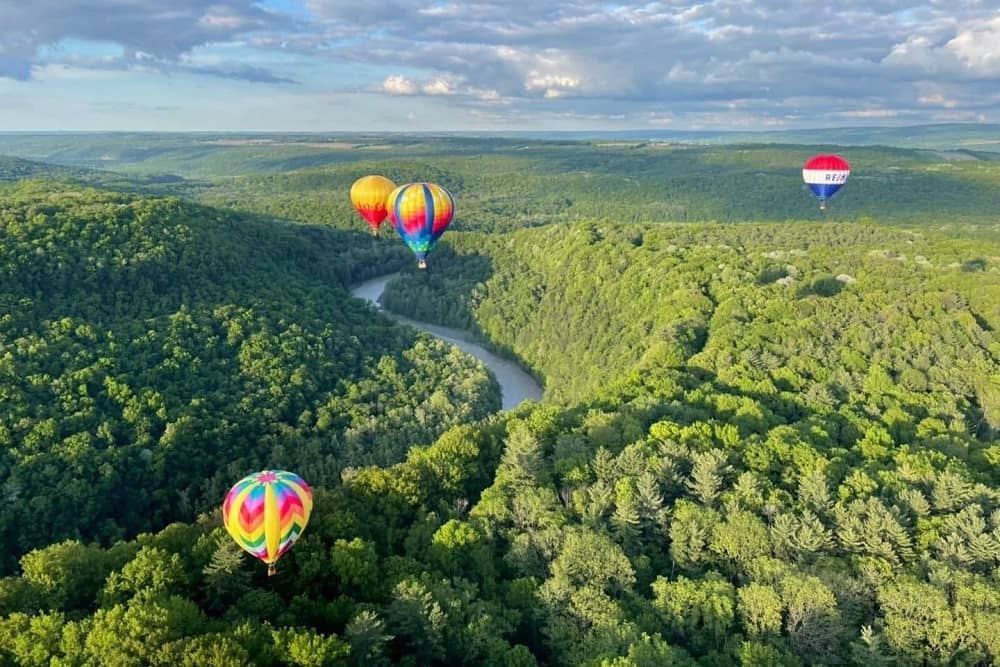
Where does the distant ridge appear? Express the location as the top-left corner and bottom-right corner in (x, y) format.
(450, 123), (1000, 151)
(1, 123), (999, 153)
(0, 154), (89, 182)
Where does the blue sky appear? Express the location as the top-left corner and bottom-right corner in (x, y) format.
(0, 0), (997, 131)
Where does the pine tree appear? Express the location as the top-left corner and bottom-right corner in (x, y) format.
(582, 480), (614, 528)
(201, 536), (250, 612)
(794, 509), (834, 556)
(591, 448), (617, 484)
(345, 610), (393, 667)
(686, 450), (730, 506)
(498, 426), (548, 489)
(798, 467), (831, 514)
(611, 479), (641, 547)
(635, 472), (669, 538)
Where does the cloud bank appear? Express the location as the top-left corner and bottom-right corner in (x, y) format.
(0, 0), (997, 128)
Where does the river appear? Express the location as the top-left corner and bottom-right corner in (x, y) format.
(350, 273), (544, 411)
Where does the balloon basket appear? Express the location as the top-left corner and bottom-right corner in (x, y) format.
(819, 202), (826, 211)
(418, 260), (427, 269)
(267, 564), (276, 577)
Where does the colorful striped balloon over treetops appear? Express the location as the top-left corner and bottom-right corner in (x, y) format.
(222, 470), (313, 576)
(387, 182), (455, 269)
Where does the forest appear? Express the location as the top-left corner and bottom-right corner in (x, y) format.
(0, 181), (498, 571)
(2, 134), (1000, 237)
(0, 136), (998, 665)
(191, 143), (1000, 236)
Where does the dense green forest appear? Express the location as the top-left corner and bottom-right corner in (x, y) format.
(0, 182), (499, 572)
(1, 134), (1000, 665)
(1, 126), (999, 175)
(0, 155), (202, 199)
(383, 223), (1000, 412)
(194, 144), (1000, 235)
(0, 157), (87, 184)
(3, 135), (999, 236)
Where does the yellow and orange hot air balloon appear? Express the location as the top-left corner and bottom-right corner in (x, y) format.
(223, 470), (313, 576)
(350, 175), (397, 236)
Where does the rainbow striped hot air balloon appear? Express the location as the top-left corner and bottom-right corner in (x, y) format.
(387, 182), (455, 269)
(223, 470), (313, 576)
(350, 175), (397, 236)
(803, 154), (850, 211)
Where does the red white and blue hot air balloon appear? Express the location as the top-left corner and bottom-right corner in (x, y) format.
(802, 154), (850, 210)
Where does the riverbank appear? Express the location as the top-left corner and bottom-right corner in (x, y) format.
(350, 273), (544, 411)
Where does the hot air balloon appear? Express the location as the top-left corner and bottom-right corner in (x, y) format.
(802, 155), (850, 210)
(387, 182), (455, 269)
(350, 175), (397, 236)
(223, 470), (313, 576)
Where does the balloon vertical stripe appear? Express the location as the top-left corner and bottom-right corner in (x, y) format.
(264, 483), (280, 563)
(223, 470), (313, 575)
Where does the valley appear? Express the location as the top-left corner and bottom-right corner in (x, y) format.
(0, 133), (997, 666)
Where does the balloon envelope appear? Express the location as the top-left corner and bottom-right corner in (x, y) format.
(223, 470), (313, 575)
(803, 155), (850, 207)
(387, 182), (455, 267)
(350, 175), (397, 233)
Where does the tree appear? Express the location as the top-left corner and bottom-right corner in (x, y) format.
(709, 510), (771, 571)
(497, 425), (550, 490)
(345, 610), (393, 667)
(101, 546), (189, 606)
(202, 535), (252, 613)
(737, 583), (783, 637)
(271, 627), (350, 667)
(669, 501), (719, 571)
(779, 575), (843, 664)
(385, 578), (448, 665)
(651, 573), (736, 655)
(878, 579), (977, 664)
(547, 529), (635, 596)
(84, 594), (206, 665)
(19, 540), (133, 611)
(686, 450), (730, 506)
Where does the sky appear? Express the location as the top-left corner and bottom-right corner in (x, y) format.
(0, 0), (998, 131)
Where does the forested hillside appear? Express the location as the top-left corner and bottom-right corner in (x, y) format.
(1, 137), (1000, 665)
(0, 182), (499, 572)
(5, 136), (999, 235)
(0, 156), (87, 183)
(3, 267), (1000, 664)
(196, 144), (1000, 234)
(384, 223), (999, 413)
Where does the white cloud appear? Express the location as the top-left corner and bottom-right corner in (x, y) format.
(382, 74), (418, 95)
(0, 0), (293, 81)
(946, 16), (1000, 76)
(468, 86), (501, 101)
(525, 73), (580, 93)
(838, 109), (899, 118)
(3, 0), (1000, 127)
(197, 10), (251, 31)
(884, 15), (1000, 77)
(918, 93), (958, 107)
(931, 110), (987, 122)
(422, 76), (456, 95)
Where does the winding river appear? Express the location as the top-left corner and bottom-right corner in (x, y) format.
(351, 273), (544, 411)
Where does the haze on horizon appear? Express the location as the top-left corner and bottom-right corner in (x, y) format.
(0, 0), (998, 132)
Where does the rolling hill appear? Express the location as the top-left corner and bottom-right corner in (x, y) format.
(0, 181), (499, 572)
